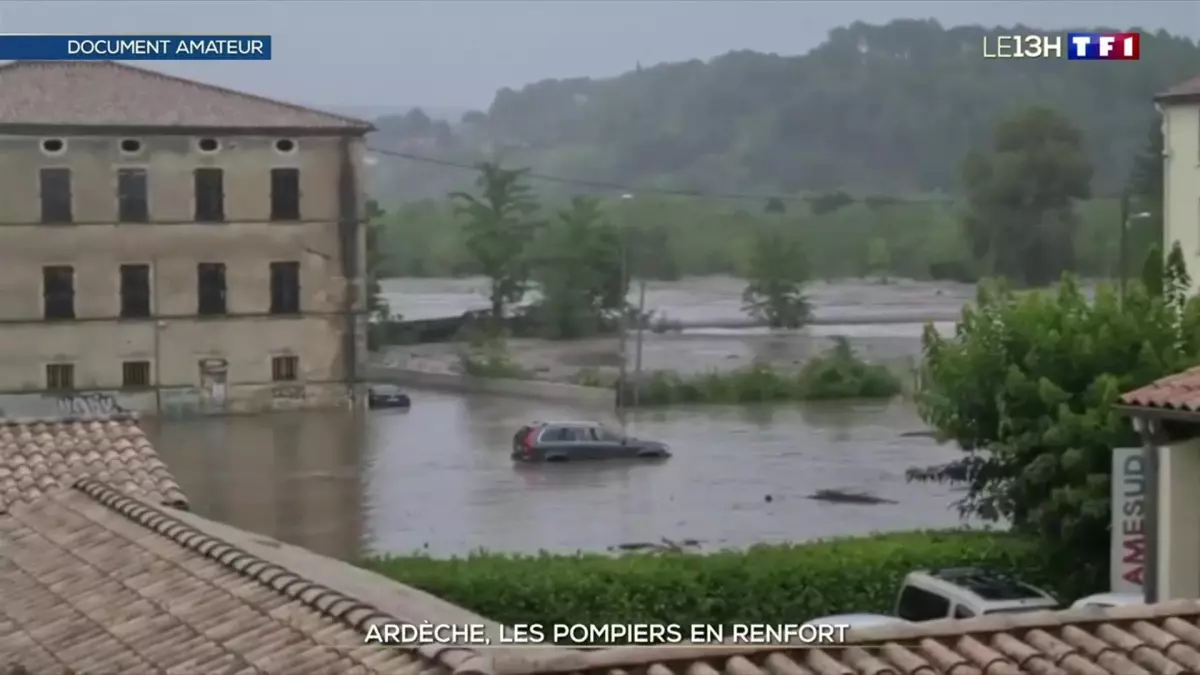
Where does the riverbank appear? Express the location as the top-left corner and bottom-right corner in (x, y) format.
(375, 322), (936, 389)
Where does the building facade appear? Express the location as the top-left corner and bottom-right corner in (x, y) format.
(0, 61), (374, 416)
(1160, 75), (1200, 287)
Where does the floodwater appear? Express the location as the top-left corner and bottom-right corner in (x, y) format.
(147, 278), (985, 561)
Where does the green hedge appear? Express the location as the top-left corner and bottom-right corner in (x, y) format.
(365, 530), (1089, 626)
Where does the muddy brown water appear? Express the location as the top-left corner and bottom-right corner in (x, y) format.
(146, 278), (986, 561)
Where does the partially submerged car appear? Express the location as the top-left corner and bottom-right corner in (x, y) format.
(512, 421), (671, 462)
(367, 383), (411, 409)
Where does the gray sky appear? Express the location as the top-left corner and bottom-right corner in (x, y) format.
(2, 1), (1197, 110)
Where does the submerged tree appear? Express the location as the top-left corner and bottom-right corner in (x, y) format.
(531, 197), (626, 339)
(741, 229), (811, 328)
(450, 163), (542, 322)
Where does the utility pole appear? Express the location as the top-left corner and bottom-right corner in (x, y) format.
(1118, 189), (1130, 306)
(616, 237), (629, 425)
(632, 277), (646, 410)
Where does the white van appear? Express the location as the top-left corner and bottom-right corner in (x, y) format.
(894, 567), (1060, 621)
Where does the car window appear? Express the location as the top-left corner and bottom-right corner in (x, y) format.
(953, 604), (975, 619)
(896, 586), (951, 622)
(540, 426), (569, 442)
(595, 426), (622, 441)
(566, 427), (591, 441)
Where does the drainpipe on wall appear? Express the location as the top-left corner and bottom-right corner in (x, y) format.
(336, 136), (362, 405)
(153, 255), (162, 415)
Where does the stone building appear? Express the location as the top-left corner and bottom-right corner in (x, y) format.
(0, 61), (374, 417)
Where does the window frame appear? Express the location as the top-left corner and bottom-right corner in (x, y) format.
(269, 261), (301, 314)
(39, 167), (73, 224)
(121, 360), (152, 389)
(45, 363), (75, 391)
(196, 262), (228, 316)
(193, 167), (226, 223)
(42, 265), (76, 320)
(269, 167), (301, 221)
(271, 355), (299, 382)
(117, 167), (150, 223)
(119, 263), (152, 318)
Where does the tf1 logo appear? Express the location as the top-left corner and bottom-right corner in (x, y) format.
(1067, 33), (1140, 60)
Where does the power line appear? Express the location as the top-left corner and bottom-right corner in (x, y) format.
(364, 145), (810, 202)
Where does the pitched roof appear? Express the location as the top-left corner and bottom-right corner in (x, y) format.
(1119, 366), (1200, 413)
(0, 479), (495, 674)
(1157, 75), (1200, 104)
(488, 600), (1200, 675)
(0, 415), (187, 511)
(0, 61), (374, 131)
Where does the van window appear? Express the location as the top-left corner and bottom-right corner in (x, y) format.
(896, 586), (951, 621)
(953, 604), (975, 619)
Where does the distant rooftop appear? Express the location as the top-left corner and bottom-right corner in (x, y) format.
(0, 61), (375, 131)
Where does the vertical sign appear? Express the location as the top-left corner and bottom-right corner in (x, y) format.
(1111, 447), (1148, 594)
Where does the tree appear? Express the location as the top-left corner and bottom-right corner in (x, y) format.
(531, 197), (625, 339)
(741, 230), (811, 328)
(763, 197), (787, 214)
(450, 163), (542, 322)
(961, 106), (1093, 286)
(911, 272), (1200, 585)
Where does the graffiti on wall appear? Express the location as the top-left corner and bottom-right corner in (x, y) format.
(57, 392), (129, 416)
(0, 391), (135, 419)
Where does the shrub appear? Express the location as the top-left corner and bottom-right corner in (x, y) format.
(363, 530), (1084, 628)
(624, 339), (902, 406)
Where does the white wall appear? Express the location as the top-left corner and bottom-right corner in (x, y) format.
(1158, 440), (1200, 600)
(1163, 102), (1200, 288)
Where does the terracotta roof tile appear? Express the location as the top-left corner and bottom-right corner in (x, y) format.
(1119, 366), (1200, 411)
(0, 61), (373, 130)
(0, 415), (186, 511)
(1157, 75), (1200, 102)
(0, 482), (465, 675)
(503, 601), (1200, 675)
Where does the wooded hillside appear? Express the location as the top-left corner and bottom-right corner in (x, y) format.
(367, 20), (1199, 202)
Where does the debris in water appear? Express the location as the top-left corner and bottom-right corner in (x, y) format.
(807, 489), (898, 505)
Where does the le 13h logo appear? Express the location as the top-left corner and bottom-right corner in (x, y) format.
(1067, 33), (1141, 60)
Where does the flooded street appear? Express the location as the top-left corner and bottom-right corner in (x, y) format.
(147, 278), (983, 561)
(147, 394), (970, 560)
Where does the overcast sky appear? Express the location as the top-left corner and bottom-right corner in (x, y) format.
(1, 1), (1196, 110)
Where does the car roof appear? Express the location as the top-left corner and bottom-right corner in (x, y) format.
(905, 567), (1058, 611)
(1070, 592), (1143, 608)
(534, 420), (601, 427)
(804, 613), (906, 627)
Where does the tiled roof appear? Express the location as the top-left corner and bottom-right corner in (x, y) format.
(1158, 75), (1200, 103)
(1119, 366), (1200, 412)
(0, 479), (488, 674)
(0, 415), (187, 511)
(0, 61), (374, 130)
(495, 600), (1200, 675)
